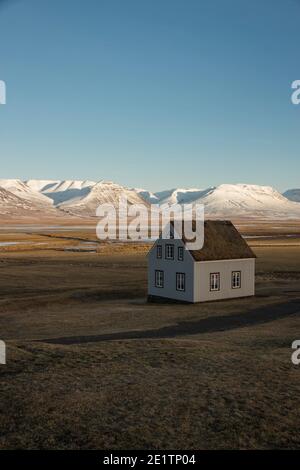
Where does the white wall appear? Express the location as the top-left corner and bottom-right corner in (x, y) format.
(148, 238), (194, 302)
(194, 258), (255, 302)
(148, 238), (255, 303)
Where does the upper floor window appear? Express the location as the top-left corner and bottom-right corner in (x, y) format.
(157, 245), (162, 259)
(210, 273), (220, 291)
(178, 246), (184, 261)
(232, 271), (241, 289)
(176, 272), (186, 291)
(165, 244), (174, 260)
(155, 270), (164, 288)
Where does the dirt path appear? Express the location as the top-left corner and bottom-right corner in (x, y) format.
(40, 297), (300, 345)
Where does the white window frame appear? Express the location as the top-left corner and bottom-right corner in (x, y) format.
(178, 246), (184, 261)
(232, 271), (241, 289)
(157, 245), (162, 259)
(210, 272), (220, 291)
(165, 244), (174, 260)
(155, 270), (164, 288)
(176, 272), (185, 291)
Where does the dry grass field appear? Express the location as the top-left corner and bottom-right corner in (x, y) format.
(0, 223), (299, 449)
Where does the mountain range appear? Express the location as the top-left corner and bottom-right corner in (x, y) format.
(137, 183), (300, 219)
(0, 179), (299, 220)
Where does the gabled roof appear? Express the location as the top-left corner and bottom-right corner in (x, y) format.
(169, 220), (256, 262)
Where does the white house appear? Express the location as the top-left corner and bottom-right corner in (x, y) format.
(148, 220), (256, 303)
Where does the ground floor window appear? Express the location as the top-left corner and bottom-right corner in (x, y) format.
(176, 272), (186, 291)
(232, 271), (241, 289)
(155, 270), (164, 288)
(210, 272), (220, 291)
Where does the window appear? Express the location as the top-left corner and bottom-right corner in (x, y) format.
(232, 271), (241, 289)
(155, 270), (164, 288)
(157, 245), (162, 259)
(165, 244), (174, 260)
(210, 273), (220, 291)
(178, 246), (184, 261)
(176, 272), (185, 291)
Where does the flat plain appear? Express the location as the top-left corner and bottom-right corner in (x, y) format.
(0, 221), (299, 449)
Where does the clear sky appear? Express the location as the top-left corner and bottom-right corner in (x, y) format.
(0, 0), (299, 192)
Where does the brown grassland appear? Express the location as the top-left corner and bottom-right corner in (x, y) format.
(0, 222), (299, 449)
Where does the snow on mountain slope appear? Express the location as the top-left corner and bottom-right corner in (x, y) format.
(196, 184), (300, 218)
(57, 181), (148, 216)
(137, 183), (300, 218)
(283, 189), (300, 203)
(0, 186), (43, 215)
(0, 179), (54, 207)
(134, 188), (160, 204)
(42, 180), (96, 193)
(155, 187), (214, 205)
(41, 180), (96, 205)
(26, 180), (61, 193)
(26, 179), (97, 204)
(1, 179), (299, 219)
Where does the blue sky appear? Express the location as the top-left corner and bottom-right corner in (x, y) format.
(0, 0), (299, 191)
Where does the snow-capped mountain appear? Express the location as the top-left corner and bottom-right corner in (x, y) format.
(0, 179), (299, 219)
(0, 187), (34, 215)
(0, 179), (65, 217)
(283, 189), (300, 203)
(57, 181), (148, 216)
(195, 184), (300, 218)
(0, 179), (148, 218)
(0, 185), (61, 217)
(135, 184), (300, 219)
(0, 179), (53, 207)
(154, 187), (214, 205)
(147, 184), (300, 218)
(134, 187), (215, 205)
(33, 180), (96, 205)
